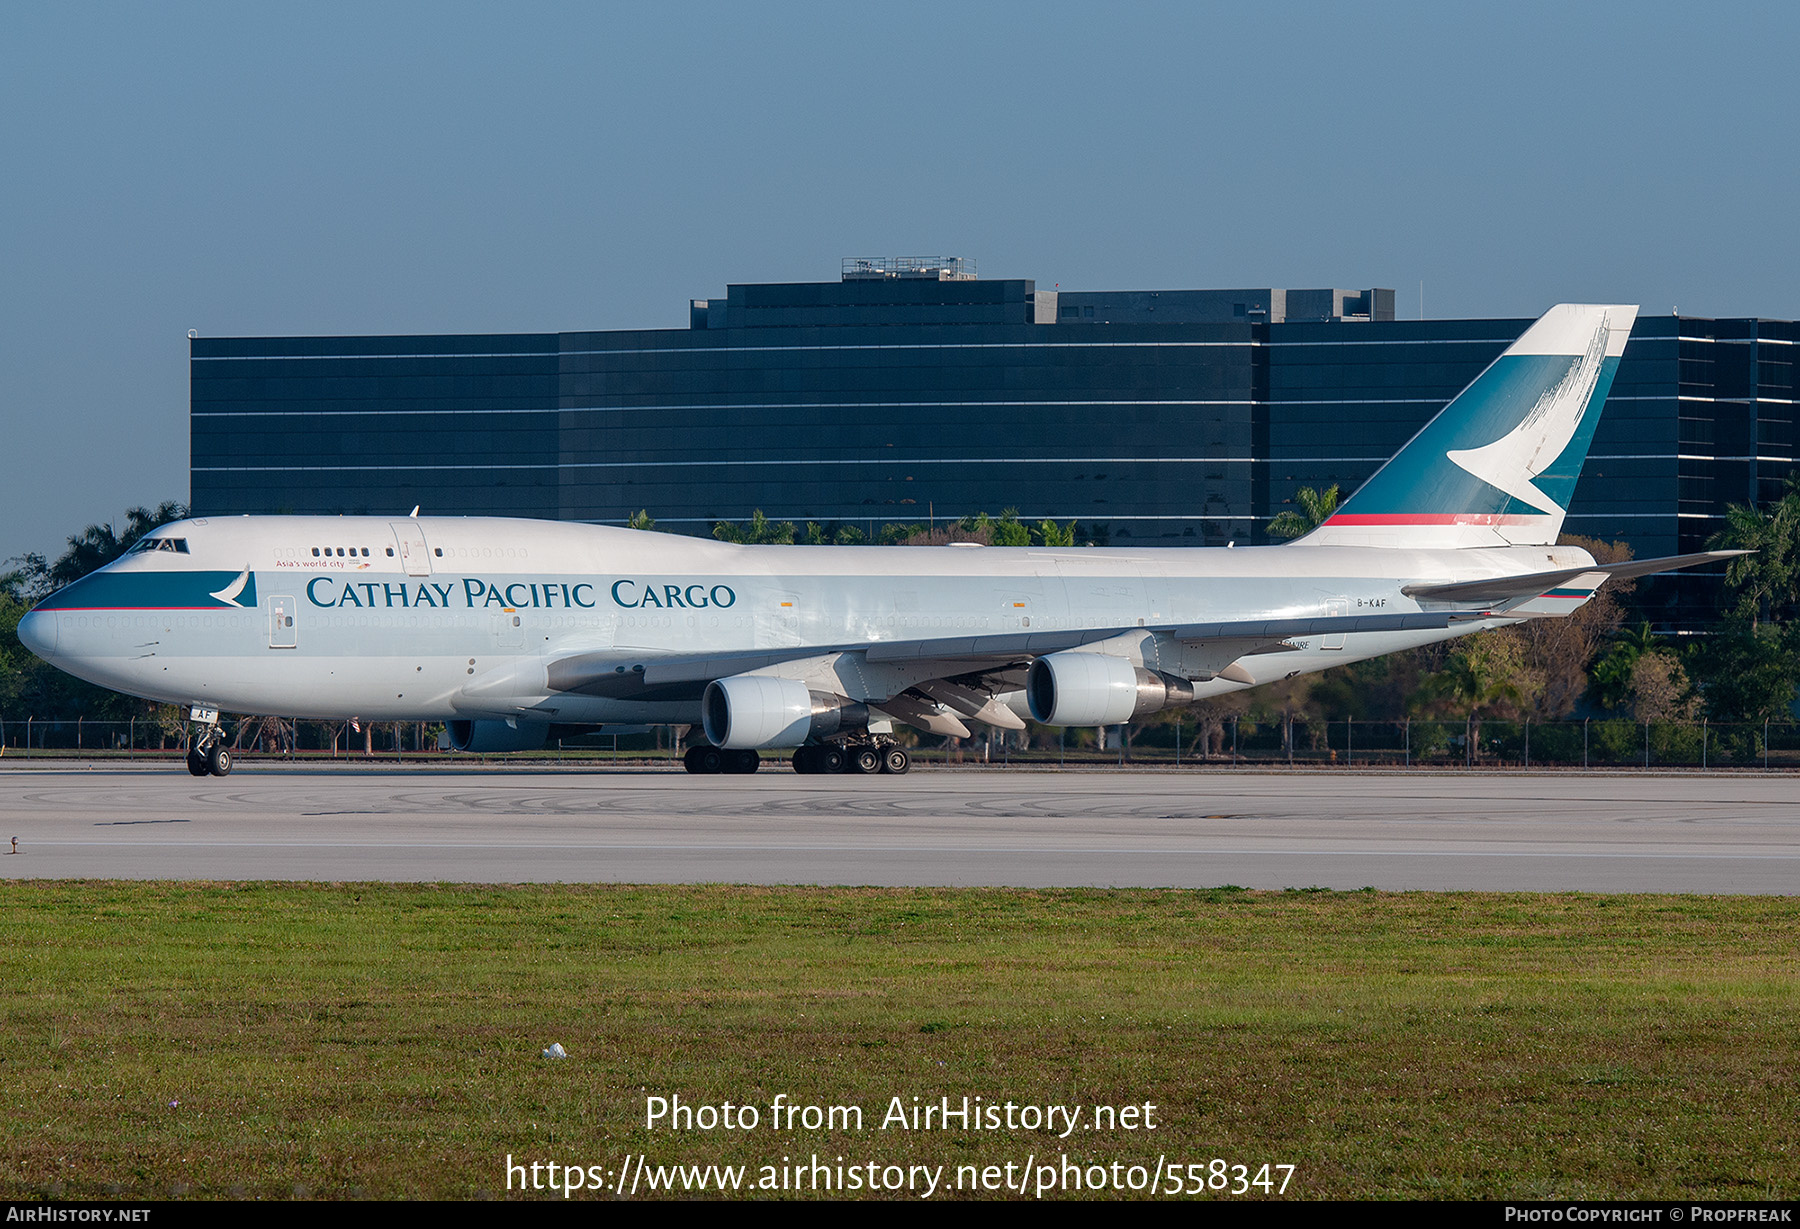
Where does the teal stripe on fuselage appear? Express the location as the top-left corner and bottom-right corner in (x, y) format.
(31, 569), (258, 611)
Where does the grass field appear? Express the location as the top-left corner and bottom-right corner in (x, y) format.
(1, 883), (1795, 1200)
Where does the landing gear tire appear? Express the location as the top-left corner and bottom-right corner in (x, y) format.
(816, 746), (848, 774)
(880, 748), (910, 775)
(684, 745), (725, 774)
(185, 749), (208, 777)
(724, 749), (761, 775)
(851, 746), (882, 775)
(792, 747), (818, 774)
(206, 744), (233, 777)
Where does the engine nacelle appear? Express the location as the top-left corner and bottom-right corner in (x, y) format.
(702, 675), (869, 749)
(443, 719), (551, 753)
(1026, 653), (1196, 726)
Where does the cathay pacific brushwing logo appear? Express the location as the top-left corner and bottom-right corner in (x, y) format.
(1444, 314), (1611, 515)
(209, 568), (256, 608)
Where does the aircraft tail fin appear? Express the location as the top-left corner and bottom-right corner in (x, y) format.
(1297, 303), (1638, 549)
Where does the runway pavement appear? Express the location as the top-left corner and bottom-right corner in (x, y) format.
(2, 763), (1797, 892)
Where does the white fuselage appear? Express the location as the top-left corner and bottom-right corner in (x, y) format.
(20, 515), (1589, 725)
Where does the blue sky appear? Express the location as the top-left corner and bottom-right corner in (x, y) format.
(4, 1), (1797, 562)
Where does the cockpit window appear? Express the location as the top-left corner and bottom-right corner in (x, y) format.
(128, 537), (188, 554)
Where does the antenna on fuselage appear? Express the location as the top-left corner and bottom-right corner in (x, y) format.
(409, 506), (420, 518)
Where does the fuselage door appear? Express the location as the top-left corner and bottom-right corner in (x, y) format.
(497, 610), (525, 651)
(1323, 597), (1349, 649)
(756, 589), (803, 649)
(269, 595), (298, 649)
(391, 522), (432, 577)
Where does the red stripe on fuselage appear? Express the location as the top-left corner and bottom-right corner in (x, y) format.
(1323, 513), (1547, 526)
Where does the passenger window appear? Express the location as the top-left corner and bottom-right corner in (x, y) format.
(312, 548), (321, 557)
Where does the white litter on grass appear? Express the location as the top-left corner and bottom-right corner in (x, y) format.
(541, 1043), (567, 1060)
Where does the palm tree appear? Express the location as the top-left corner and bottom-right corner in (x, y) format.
(1708, 491), (1800, 628)
(1416, 631), (1533, 761)
(1592, 621), (1662, 711)
(1267, 485), (1340, 540)
(991, 509), (1031, 547)
(712, 510), (796, 545)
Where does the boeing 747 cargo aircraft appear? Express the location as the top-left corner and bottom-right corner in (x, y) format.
(18, 303), (1737, 777)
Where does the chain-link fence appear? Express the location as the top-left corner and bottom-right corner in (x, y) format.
(4, 714), (1799, 769)
(918, 718), (1800, 769)
(0, 716), (678, 763)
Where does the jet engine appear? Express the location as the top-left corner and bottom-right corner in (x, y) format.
(1025, 653), (1196, 726)
(443, 718), (551, 753)
(702, 675), (869, 749)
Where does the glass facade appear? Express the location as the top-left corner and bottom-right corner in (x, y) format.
(191, 276), (1798, 627)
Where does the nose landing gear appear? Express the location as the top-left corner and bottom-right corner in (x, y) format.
(185, 710), (233, 777)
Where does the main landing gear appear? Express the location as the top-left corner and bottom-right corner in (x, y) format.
(185, 725), (233, 777)
(683, 745), (761, 775)
(792, 740), (909, 776)
(681, 739), (911, 775)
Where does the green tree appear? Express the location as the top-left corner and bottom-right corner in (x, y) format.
(712, 510), (796, 545)
(1625, 651), (1699, 724)
(1267, 485), (1339, 540)
(1708, 481), (1800, 628)
(1591, 621), (1662, 712)
(1, 554), (51, 606)
(625, 509), (657, 532)
(1694, 622), (1800, 724)
(991, 509), (1032, 548)
(1414, 631), (1539, 757)
(0, 589), (34, 710)
(1034, 518), (1077, 548)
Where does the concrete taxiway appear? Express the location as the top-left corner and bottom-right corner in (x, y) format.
(2, 764), (1796, 892)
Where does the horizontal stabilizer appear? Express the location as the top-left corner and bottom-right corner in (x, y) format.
(1401, 550), (1747, 605)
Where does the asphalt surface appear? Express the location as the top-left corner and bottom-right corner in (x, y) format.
(3, 762), (1797, 892)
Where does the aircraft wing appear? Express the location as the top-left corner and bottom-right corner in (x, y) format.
(535, 608), (1491, 703)
(481, 606), (1498, 736)
(1400, 550), (1746, 605)
(860, 609), (1491, 664)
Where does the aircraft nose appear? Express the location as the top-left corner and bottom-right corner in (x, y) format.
(17, 609), (57, 661)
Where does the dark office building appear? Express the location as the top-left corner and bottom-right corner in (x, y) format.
(191, 259), (1798, 626)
